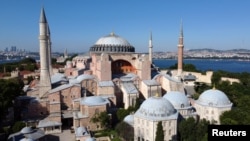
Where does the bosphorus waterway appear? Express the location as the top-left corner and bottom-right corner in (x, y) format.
(153, 59), (250, 73)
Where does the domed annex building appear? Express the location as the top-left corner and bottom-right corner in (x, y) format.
(134, 96), (178, 141)
(194, 88), (233, 124)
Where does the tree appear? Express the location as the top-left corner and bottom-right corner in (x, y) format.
(12, 121), (26, 133)
(155, 121), (164, 141)
(115, 121), (134, 141)
(91, 111), (110, 129)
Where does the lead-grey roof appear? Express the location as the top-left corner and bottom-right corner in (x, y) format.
(163, 91), (191, 109)
(37, 120), (62, 128)
(121, 82), (138, 94)
(51, 73), (67, 84)
(98, 81), (114, 87)
(196, 89), (232, 107)
(21, 127), (33, 134)
(124, 114), (134, 126)
(120, 73), (138, 82)
(76, 74), (95, 82)
(49, 83), (80, 94)
(142, 80), (160, 86)
(135, 96), (178, 121)
(75, 126), (90, 137)
(80, 96), (110, 106)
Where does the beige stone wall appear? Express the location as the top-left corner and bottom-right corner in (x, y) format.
(194, 103), (232, 124)
(221, 77), (240, 84)
(140, 82), (161, 99)
(134, 117), (177, 141)
(97, 85), (114, 95)
(81, 79), (97, 95)
(60, 86), (81, 110)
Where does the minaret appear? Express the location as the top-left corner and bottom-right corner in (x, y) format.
(64, 48), (68, 58)
(47, 25), (53, 75)
(149, 31), (153, 63)
(177, 20), (184, 76)
(39, 7), (51, 98)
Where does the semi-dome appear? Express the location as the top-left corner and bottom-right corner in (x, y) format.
(89, 32), (135, 53)
(135, 96), (177, 120)
(163, 91), (190, 109)
(196, 89), (232, 107)
(81, 96), (109, 106)
(124, 114), (134, 126)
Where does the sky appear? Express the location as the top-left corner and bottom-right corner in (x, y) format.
(0, 0), (250, 53)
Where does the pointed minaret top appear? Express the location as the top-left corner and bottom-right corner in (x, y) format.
(149, 31), (153, 48)
(150, 31), (152, 41)
(47, 25), (50, 35)
(180, 19), (183, 37)
(40, 7), (47, 23)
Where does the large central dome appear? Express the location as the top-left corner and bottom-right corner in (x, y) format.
(89, 32), (135, 53)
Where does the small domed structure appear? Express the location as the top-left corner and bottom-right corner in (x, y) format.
(135, 96), (177, 120)
(124, 114), (134, 126)
(75, 126), (89, 137)
(196, 89), (232, 107)
(86, 137), (96, 141)
(20, 127), (33, 134)
(89, 32), (135, 53)
(194, 88), (233, 124)
(163, 91), (190, 109)
(81, 96), (109, 106)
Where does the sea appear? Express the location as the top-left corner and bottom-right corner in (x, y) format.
(0, 58), (249, 73)
(153, 59), (250, 73)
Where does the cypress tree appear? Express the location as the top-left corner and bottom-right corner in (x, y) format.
(155, 121), (164, 141)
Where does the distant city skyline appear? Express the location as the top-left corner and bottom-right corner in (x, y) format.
(0, 0), (249, 53)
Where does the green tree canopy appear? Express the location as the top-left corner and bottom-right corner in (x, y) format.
(155, 121), (164, 141)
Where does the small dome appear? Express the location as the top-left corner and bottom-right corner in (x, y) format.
(75, 126), (89, 137)
(196, 89), (232, 107)
(20, 138), (34, 141)
(163, 91), (190, 109)
(86, 138), (96, 141)
(90, 32), (135, 53)
(20, 127), (33, 134)
(81, 96), (109, 106)
(76, 74), (95, 82)
(135, 96), (177, 120)
(124, 114), (134, 126)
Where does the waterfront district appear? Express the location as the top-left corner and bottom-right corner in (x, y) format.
(2, 8), (248, 141)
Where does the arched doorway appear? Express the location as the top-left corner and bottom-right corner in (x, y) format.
(111, 60), (136, 75)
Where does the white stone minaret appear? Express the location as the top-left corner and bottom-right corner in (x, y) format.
(149, 31), (153, 63)
(177, 20), (184, 76)
(39, 7), (51, 98)
(47, 25), (53, 75)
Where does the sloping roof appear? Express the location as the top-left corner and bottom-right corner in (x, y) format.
(37, 120), (62, 128)
(49, 83), (80, 94)
(142, 80), (160, 86)
(98, 81), (114, 87)
(121, 82), (138, 94)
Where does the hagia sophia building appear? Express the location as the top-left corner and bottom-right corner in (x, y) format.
(15, 8), (233, 141)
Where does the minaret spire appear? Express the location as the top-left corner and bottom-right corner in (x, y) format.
(39, 7), (51, 98)
(149, 31), (153, 63)
(177, 19), (184, 76)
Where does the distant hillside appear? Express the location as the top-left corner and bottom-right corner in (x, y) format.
(187, 48), (250, 53)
